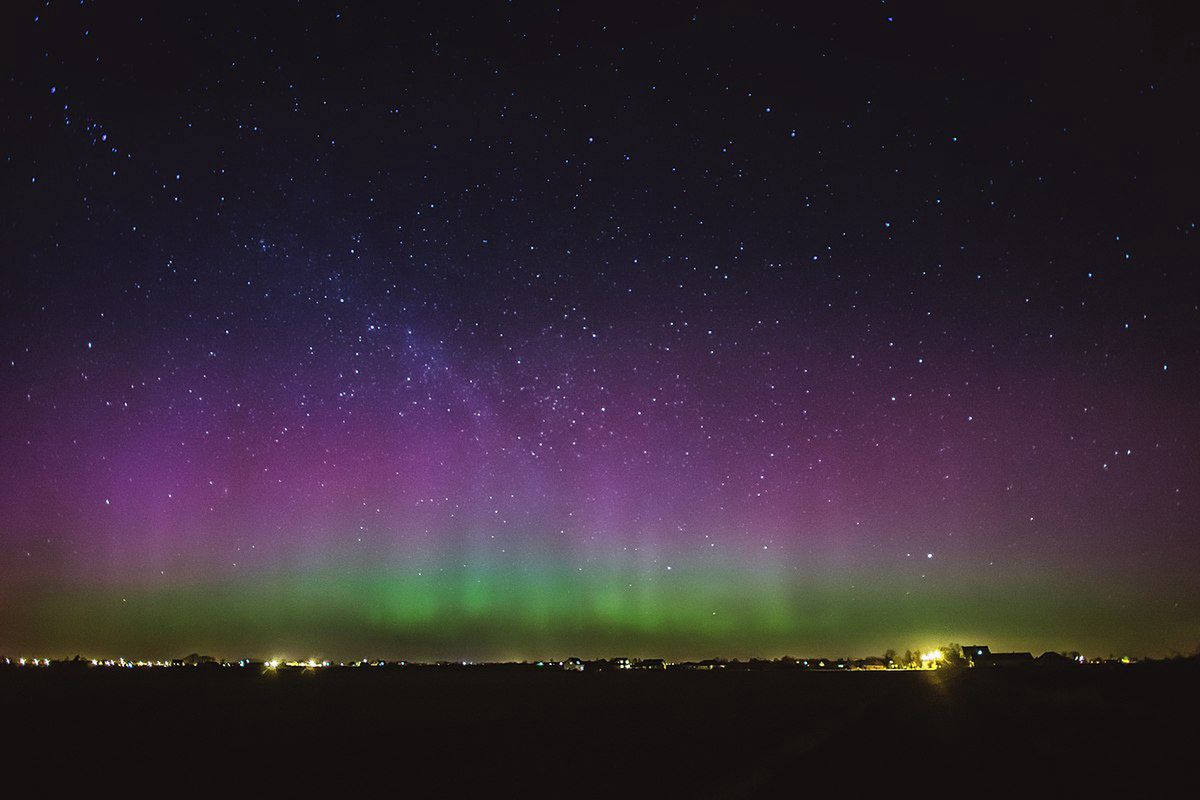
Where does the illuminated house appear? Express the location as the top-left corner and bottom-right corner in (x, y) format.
(963, 646), (992, 667)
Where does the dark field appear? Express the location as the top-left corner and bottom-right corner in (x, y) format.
(4, 663), (1197, 793)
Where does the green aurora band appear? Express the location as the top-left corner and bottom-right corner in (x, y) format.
(8, 554), (1195, 661)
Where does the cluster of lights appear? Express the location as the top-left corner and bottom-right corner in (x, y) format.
(919, 650), (945, 666)
(264, 659), (338, 669)
(6, 657), (257, 668)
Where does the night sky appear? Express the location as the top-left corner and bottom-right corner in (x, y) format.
(2, 2), (1198, 661)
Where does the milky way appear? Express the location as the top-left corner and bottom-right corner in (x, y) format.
(2, 3), (1198, 660)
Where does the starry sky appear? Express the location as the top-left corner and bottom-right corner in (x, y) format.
(2, 2), (1198, 661)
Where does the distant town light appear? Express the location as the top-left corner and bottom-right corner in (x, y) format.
(920, 650), (944, 666)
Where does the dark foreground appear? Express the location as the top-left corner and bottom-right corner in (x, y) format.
(3, 663), (1197, 793)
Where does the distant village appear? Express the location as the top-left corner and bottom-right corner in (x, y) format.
(2, 643), (1166, 672)
(510, 644), (1130, 672)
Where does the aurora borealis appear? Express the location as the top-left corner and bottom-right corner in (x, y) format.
(2, 3), (1198, 661)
